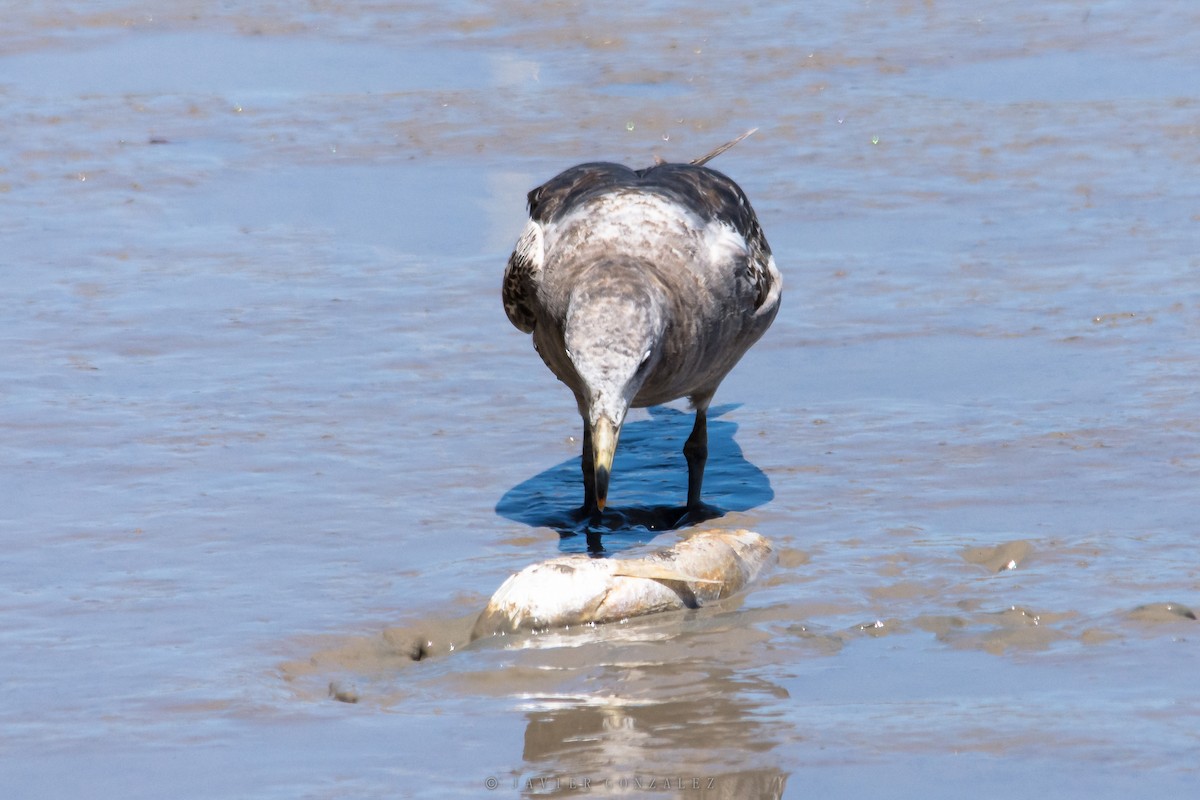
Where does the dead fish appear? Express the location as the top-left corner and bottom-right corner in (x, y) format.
(471, 529), (772, 639)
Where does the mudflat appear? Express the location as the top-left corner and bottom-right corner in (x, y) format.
(2, 2), (1197, 798)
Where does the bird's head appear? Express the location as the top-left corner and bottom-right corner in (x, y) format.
(563, 270), (667, 511)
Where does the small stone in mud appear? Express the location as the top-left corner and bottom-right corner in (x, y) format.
(962, 540), (1031, 573)
(380, 627), (438, 661)
(1128, 602), (1197, 623)
(1080, 627), (1120, 645)
(854, 619), (892, 638)
(913, 614), (969, 639)
(994, 605), (1041, 626)
(776, 547), (810, 569)
(328, 681), (359, 704)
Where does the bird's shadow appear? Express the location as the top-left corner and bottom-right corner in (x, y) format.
(495, 404), (773, 554)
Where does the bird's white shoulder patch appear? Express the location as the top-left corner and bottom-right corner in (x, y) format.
(702, 220), (750, 267)
(757, 253), (783, 316)
(502, 219), (547, 333)
(552, 193), (700, 252)
(513, 218), (545, 273)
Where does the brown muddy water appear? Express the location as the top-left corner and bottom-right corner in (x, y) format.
(2, 2), (1198, 798)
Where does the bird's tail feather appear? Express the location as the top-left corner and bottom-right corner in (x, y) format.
(690, 128), (758, 166)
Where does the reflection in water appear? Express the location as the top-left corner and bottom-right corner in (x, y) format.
(517, 661), (788, 798)
(496, 406), (774, 553)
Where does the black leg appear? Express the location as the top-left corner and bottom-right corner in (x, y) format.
(683, 407), (708, 509)
(581, 422), (597, 515)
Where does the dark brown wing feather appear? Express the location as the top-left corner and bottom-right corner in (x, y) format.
(526, 163), (639, 223)
(502, 242), (538, 333)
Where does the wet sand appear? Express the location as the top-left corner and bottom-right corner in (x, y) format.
(2, 1), (1198, 797)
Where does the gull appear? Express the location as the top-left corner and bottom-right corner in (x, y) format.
(502, 132), (781, 515)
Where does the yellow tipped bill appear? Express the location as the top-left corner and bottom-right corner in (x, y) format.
(591, 416), (618, 511)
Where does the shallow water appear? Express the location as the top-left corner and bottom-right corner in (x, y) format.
(2, 1), (1198, 797)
